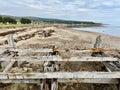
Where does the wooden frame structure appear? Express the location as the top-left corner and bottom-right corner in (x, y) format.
(0, 34), (120, 90)
(0, 49), (120, 88)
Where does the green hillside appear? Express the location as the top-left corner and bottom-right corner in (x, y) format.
(0, 15), (102, 25)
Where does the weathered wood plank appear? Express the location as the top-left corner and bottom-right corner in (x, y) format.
(0, 72), (120, 79)
(3, 61), (16, 73)
(0, 56), (118, 61)
(0, 79), (118, 84)
(0, 74), (8, 79)
(0, 48), (52, 53)
(0, 48), (119, 53)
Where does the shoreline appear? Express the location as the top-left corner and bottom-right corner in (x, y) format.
(70, 26), (120, 38)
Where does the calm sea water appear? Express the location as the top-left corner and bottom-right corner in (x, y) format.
(72, 26), (120, 37)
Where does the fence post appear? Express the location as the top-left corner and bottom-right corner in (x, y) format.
(7, 34), (16, 49)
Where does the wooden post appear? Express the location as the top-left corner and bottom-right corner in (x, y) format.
(51, 79), (58, 90)
(7, 34), (16, 49)
(93, 35), (101, 48)
(118, 80), (120, 90)
(37, 79), (44, 90)
(42, 51), (59, 90)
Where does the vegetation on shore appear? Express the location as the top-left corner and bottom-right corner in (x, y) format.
(0, 15), (103, 27)
(0, 16), (17, 24)
(0, 16), (32, 24)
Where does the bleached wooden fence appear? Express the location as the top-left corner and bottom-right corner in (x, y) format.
(0, 34), (120, 90)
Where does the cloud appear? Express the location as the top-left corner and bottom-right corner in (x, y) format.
(0, 0), (120, 25)
(8, 0), (120, 11)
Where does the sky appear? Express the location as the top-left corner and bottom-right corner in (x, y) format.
(0, 0), (120, 26)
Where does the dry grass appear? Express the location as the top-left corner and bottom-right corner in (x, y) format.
(0, 23), (53, 29)
(0, 24), (31, 28)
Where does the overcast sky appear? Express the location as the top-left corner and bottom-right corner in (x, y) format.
(0, 0), (120, 25)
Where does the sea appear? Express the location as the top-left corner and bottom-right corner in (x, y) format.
(72, 25), (120, 37)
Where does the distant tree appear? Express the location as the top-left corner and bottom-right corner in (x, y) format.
(2, 17), (17, 24)
(0, 16), (3, 23)
(20, 18), (31, 24)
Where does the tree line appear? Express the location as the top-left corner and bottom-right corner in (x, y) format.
(0, 16), (31, 24)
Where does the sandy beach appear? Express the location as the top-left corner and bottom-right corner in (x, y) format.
(0, 26), (120, 90)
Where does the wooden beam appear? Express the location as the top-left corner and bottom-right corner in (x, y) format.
(0, 48), (119, 53)
(3, 61), (15, 73)
(0, 79), (118, 84)
(0, 72), (120, 79)
(103, 62), (112, 72)
(108, 62), (120, 71)
(0, 56), (118, 62)
(93, 50), (120, 72)
(0, 48), (52, 53)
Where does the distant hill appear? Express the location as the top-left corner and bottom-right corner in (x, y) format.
(0, 15), (102, 26)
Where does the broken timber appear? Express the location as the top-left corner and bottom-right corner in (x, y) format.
(0, 56), (118, 61)
(0, 72), (120, 79)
